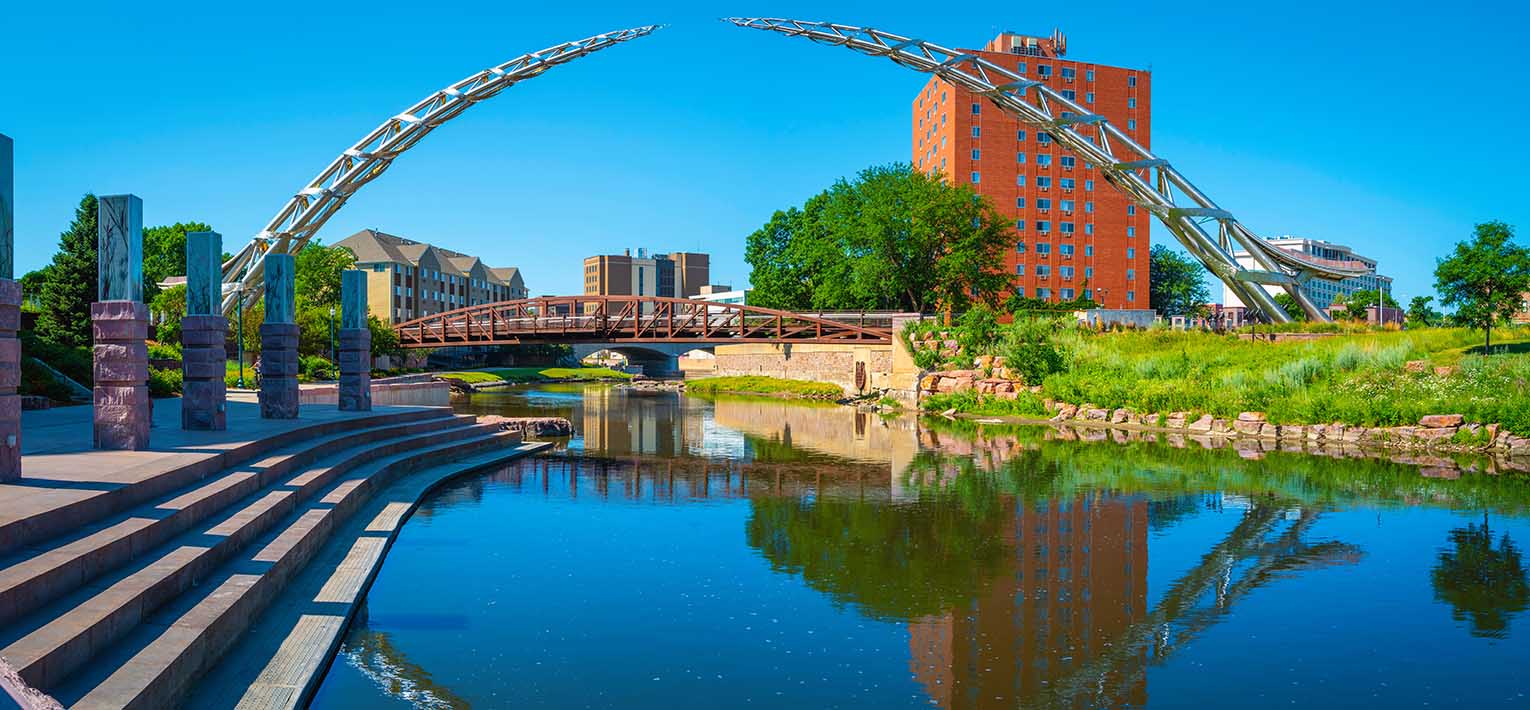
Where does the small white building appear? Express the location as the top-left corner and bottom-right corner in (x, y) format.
(692, 284), (750, 305)
(1221, 236), (1393, 310)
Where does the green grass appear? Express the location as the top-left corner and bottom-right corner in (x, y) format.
(1031, 326), (1530, 434)
(436, 366), (632, 385)
(921, 390), (1049, 418)
(685, 376), (844, 399)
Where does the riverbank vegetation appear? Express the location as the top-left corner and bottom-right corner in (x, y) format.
(437, 367), (631, 386)
(685, 376), (843, 399)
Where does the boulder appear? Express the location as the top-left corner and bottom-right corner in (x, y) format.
(1211, 418), (1232, 434)
(1084, 408), (1110, 421)
(1111, 408), (1130, 424)
(1187, 415), (1214, 433)
(1165, 412), (1188, 429)
(1418, 414), (1464, 428)
(1236, 411), (1267, 423)
(1232, 419), (1263, 435)
(918, 373), (940, 392)
(1280, 425), (1305, 440)
(1404, 360), (1430, 374)
(1259, 423), (1280, 439)
(1414, 427), (1458, 442)
(1434, 365), (1459, 378)
(1053, 403), (1078, 420)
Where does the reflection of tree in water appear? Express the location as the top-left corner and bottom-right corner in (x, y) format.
(1431, 515), (1530, 638)
(340, 620), (471, 710)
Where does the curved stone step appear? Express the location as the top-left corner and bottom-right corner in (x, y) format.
(59, 431), (525, 710)
(0, 414), (475, 629)
(1, 407), (456, 557)
(0, 421), (503, 692)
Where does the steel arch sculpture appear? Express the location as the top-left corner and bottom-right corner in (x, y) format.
(728, 18), (1370, 322)
(219, 25), (660, 314)
(393, 295), (896, 348)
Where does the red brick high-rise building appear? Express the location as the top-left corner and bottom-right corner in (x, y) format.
(912, 31), (1151, 308)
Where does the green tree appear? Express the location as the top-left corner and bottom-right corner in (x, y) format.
(1431, 518), (1530, 638)
(150, 284), (186, 345)
(1272, 292), (1303, 320)
(367, 314), (402, 361)
(19, 267), (50, 310)
(1148, 244), (1210, 317)
(1407, 295), (1442, 328)
(745, 164), (1011, 313)
(294, 239), (356, 308)
(1434, 221), (1530, 351)
(142, 222), (213, 300)
(35, 194), (99, 347)
(296, 303), (338, 358)
(1333, 288), (1398, 321)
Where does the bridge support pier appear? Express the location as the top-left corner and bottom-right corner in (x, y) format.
(0, 134), (18, 478)
(181, 231), (227, 430)
(93, 194), (151, 450)
(259, 254), (299, 419)
(337, 271), (370, 411)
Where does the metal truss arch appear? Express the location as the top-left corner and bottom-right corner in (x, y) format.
(727, 18), (1371, 322)
(393, 295), (897, 348)
(220, 25), (661, 314)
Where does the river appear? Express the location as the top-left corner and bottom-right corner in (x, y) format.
(310, 383), (1530, 708)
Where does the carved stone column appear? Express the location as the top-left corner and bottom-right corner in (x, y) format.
(180, 231), (228, 430)
(338, 270), (371, 411)
(259, 254), (299, 419)
(0, 134), (19, 476)
(93, 194), (150, 450)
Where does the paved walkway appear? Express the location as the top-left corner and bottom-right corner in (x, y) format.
(2, 397), (449, 545)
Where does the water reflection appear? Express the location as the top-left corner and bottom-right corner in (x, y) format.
(318, 385), (1530, 709)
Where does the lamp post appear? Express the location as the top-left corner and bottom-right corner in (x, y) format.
(236, 290), (245, 388)
(329, 304), (336, 367)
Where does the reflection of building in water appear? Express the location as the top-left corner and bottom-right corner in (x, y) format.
(581, 387), (694, 457)
(710, 398), (919, 488)
(909, 494), (1148, 709)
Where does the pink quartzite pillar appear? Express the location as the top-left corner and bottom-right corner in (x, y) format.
(180, 231), (227, 430)
(259, 253), (299, 419)
(0, 134), (19, 478)
(337, 270), (370, 411)
(94, 194), (150, 450)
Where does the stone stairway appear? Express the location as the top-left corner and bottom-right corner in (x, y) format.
(0, 408), (533, 708)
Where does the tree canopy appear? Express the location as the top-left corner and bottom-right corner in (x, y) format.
(1407, 295), (1442, 327)
(1332, 288), (1399, 321)
(1434, 221), (1530, 350)
(143, 221), (213, 300)
(745, 164), (1012, 314)
(1148, 244), (1210, 317)
(35, 194), (99, 347)
(294, 239), (356, 308)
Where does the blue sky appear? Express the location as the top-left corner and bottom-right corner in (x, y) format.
(2, 1), (1526, 302)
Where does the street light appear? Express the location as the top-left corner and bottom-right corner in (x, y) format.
(329, 304), (336, 368)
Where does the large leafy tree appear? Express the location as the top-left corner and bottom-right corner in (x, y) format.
(1148, 244), (1210, 317)
(1434, 221), (1530, 351)
(35, 194), (99, 347)
(1272, 292), (1303, 320)
(1332, 288), (1399, 321)
(142, 221), (213, 301)
(744, 164), (1011, 314)
(294, 239), (356, 308)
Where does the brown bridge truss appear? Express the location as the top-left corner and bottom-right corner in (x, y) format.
(393, 295), (898, 348)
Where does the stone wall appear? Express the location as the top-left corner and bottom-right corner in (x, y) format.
(710, 343), (894, 395)
(298, 379), (450, 407)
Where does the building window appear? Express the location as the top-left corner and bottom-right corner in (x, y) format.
(1061, 287), (1075, 299)
(1016, 197), (1026, 209)
(1084, 223), (1094, 235)
(1017, 129), (1027, 141)
(1016, 242), (1027, 254)
(1060, 178), (1076, 190)
(1060, 156), (1076, 169)
(971, 172), (981, 183)
(1037, 176), (1052, 189)
(1036, 198), (1051, 211)
(971, 149), (980, 160)
(1060, 199), (1075, 211)
(1016, 175), (1026, 187)
(1061, 67), (1075, 79)
(1060, 222), (1076, 235)
(1015, 219), (1025, 231)
(1017, 62), (1027, 74)
(1037, 65), (1052, 77)
(1036, 242), (1052, 254)
(1085, 180), (1095, 191)
(1127, 290), (1136, 302)
(1087, 70), (1095, 81)
(1037, 287), (1051, 299)
(1016, 152), (1026, 164)
(1062, 90), (1076, 100)
(1084, 201), (1094, 213)
(1060, 244), (1076, 255)
(1082, 288), (1093, 300)
(1015, 264), (1026, 276)
(1037, 154), (1052, 167)
(1127, 269), (1136, 281)
(972, 126), (981, 137)
(1036, 265), (1051, 277)
(1127, 226), (1136, 237)
(1086, 267), (1094, 279)
(1038, 132), (1053, 145)
(1127, 205), (1136, 216)
(971, 102), (981, 114)
(1127, 247), (1136, 259)
(1128, 75), (1137, 87)
(1086, 92), (1095, 104)
(1127, 119), (1137, 130)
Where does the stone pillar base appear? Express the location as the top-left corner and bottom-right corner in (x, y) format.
(181, 314), (229, 430)
(93, 301), (150, 450)
(338, 328), (371, 411)
(0, 279), (19, 479)
(259, 323), (300, 419)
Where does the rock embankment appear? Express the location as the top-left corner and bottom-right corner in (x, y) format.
(476, 415), (575, 438)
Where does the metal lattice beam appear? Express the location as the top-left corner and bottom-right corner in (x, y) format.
(220, 25), (661, 314)
(727, 18), (1371, 322)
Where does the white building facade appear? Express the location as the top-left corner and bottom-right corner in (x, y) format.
(1221, 236), (1392, 311)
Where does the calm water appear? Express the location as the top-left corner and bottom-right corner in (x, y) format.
(312, 384), (1530, 709)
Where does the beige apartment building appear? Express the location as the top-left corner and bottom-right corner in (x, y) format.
(582, 248), (709, 299)
(337, 229), (528, 325)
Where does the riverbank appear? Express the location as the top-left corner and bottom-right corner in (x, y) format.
(681, 375), (844, 400)
(436, 366), (631, 391)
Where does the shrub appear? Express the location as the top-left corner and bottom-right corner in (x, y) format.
(1000, 318), (1068, 385)
(955, 305), (1002, 357)
(300, 355), (337, 382)
(148, 367), (182, 397)
(147, 340), (182, 360)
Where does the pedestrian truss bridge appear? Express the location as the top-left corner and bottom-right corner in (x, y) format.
(393, 295), (897, 348)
